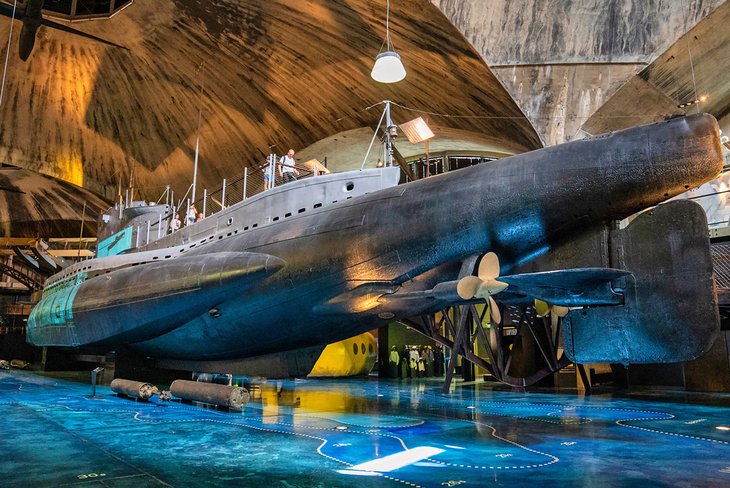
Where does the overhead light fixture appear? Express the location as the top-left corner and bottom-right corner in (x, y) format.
(677, 95), (708, 109)
(400, 116), (435, 176)
(399, 117), (434, 144)
(371, 0), (406, 83)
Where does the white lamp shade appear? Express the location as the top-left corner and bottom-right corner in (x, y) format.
(371, 51), (406, 83)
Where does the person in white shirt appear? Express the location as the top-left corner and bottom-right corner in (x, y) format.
(186, 204), (197, 226)
(279, 149), (299, 184)
(169, 214), (181, 233)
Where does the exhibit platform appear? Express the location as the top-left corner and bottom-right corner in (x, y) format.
(1, 370), (729, 487)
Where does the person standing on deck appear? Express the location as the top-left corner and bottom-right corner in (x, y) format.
(279, 149), (299, 184)
(169, 214), (181, 233)
(186, 204), (197, 226)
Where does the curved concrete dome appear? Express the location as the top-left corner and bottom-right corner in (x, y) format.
(0, 165), (108, 238)
(0, 0), (540, 201)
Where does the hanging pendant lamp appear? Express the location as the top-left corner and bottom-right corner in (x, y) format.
(371, 0), (406, 83)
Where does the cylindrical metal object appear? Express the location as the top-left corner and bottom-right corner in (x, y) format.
(110, 378), (159, 400)
(193, 372), (232, 385)
(432, 280), (464, 301)
(221, 178), (227, 209)
(243, 167), (248, 200)
(170, 379), (250, 409)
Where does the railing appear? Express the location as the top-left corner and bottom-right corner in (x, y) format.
(191, 161), (317, 219)
(0, 256), (46, 291)
(145, 160), (323, 238)
(4, 303), (34, 316)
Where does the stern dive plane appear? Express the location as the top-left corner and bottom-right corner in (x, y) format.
(27, 114), (726, 378)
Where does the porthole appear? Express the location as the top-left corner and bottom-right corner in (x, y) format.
(314, 203), (322, 209)
(369, 344), (374, 354)
(361, 343), (366, 355)
(352, 343), (358, 355)
(285, 212), (291, 218)
(273, 216), (280, 222)
(227, 218), (233, 226)
(345, 182), (355, 192)
(298, 208), (306, 213)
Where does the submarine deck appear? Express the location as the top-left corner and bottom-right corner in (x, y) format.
(1, 370), (729, 487)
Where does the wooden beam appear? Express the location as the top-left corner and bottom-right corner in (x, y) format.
(391, 144), (417, 181)
(0, 238), (38, 248)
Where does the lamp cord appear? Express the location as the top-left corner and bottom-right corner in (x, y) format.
(386, 0), (391, 50)
(0, 0), (18, 111)
(682, 0), (700, 114)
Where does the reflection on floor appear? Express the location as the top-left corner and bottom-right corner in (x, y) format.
(1, 370), (729, 487)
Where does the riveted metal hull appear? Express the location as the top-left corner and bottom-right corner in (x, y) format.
(27, 115), (724, 368)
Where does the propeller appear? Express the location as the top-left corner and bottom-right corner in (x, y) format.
(534, 299), (570, 328)
(456, 252), (507, 324)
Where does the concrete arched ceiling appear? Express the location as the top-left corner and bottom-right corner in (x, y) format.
(434, 0), (730, 145)
(0, 164), (107, 238)
(0, 0), (540, 201)
(583, 1), (730, 136)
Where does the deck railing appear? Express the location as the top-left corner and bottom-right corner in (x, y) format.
(190, 161), (317, 221)
(148, 160), (323, 237)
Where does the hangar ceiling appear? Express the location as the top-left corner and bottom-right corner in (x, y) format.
(0, 0), (728, 204)
(0, 0), (540, 201)
(434, 0), (730, 144)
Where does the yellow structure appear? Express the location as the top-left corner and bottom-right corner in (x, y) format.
(308, 332), (376, 377)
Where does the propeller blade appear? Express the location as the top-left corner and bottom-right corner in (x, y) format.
(535, 299), (550, 317)
(477, 252), (500, 280)
(553, 305), (570, 317)
(456, 275), (482, 299)
(474, 278), (508, 299)
(488, 296), (501, 324)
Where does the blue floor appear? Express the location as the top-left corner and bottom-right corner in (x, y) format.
(1, 370), (729, 487)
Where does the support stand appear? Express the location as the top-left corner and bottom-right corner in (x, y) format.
(90, 367), (104, 398)
(401, 302), (571, 393)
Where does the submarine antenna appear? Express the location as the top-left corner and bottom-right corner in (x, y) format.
(360, 100), (389, 169)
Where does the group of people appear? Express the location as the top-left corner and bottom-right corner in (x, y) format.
(168, 204), (204, 233)
(387, 345), (445, 379)
(263, 149), (300, 190)
(168, 148), (301, 235)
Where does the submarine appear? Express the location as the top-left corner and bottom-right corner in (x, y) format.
(27, 114), (725, 377)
